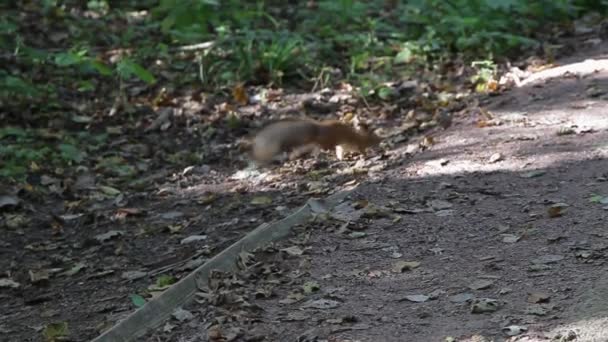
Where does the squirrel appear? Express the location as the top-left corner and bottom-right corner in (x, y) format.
(249, 118), (382, 163)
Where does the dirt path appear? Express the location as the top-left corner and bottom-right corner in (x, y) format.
(142, 43), (608, 341)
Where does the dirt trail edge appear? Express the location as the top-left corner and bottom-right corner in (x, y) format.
(91, 186), (356, 342)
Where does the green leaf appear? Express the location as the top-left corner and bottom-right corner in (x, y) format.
(64, 262), (86, 276)
(0, 126), (27, 139)
(96, 156), (137, 178)
(117, 59), (156, 84)
(76, 80), (95, 92)
(394, 48), (413, 64)
(58, 144), (84, 163)
(71, 114), (93, 123)
(89, 60), (113, 76)
(156, 275), (176, 287)
(589, 195), (608, 204)
(589, 195), (603, 203)
(377, 86), (396, 100)
(302, 281), (320, 294)
(54, 51), (86, 67)
(0, 20), (17, 34)
(251, 196), (272, 205)
(98, 185), (121, 196)
(129, 294), (146, 308)
(43, 322), (69, 341)
(1, 75), (40, 97)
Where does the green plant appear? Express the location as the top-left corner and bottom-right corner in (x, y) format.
(471, 60), (497, 92)
(236, 33), (304, 84)
(402, 0), (583, 58)
(0, 127), (107, 181)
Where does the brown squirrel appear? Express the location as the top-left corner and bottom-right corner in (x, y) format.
(249, 118), (381, 163)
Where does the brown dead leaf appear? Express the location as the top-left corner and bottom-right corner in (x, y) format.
(207, 325), (224, 342)
(198, 194), (216, 205)
(486, 79), (499, 92)
(353, 199), (368, 209)
(479, 107), (494, 119)
(548, 203), (568, 218)
(50, 215), (63, 236)
(232, 83), (249, 106)
(421, 135), (435, 147)
(476, 120), (490, 128)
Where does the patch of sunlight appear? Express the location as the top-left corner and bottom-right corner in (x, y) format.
(549, 317), (608, 341)
(520, 58), (608, 86)
(406, 148), (608, 179)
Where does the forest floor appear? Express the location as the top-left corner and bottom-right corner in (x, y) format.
(2, 12), (608, 342)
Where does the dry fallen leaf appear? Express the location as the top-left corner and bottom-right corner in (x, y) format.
(548, 203), (568, 218)
(279, 291), (305, 305)
(503, 325), (527, 336)
(232, 83), (249, 106)
(501, 234), (520, 243)
(486, 79), (499, 92)
(0, 278), (21, 289)
(429, 199), (452, 210)
(527, 292), (550, 303)
(281, 246), (304, 256)
(180, 235), (207, 244)
(29, 269), (50, 285)
(0, 195), (20, 209)
(95, 230), (125, 242)
(468, 279), (494, 290)
(172, 308), (194, 322)
(402, 294), (429, 303)
(524, 304), (550, 316)
(421, 135), (435, 147)
(251, 196), (272, 205)
(302, 281), (320, 294)
(470, 298), (500, 313)
(392, 260), (421, 273)
(489, 152), (503, 163)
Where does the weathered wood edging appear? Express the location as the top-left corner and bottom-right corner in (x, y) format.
(92, 187), (356, 342)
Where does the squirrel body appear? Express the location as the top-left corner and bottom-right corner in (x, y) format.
(250, 119), (381, 163)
